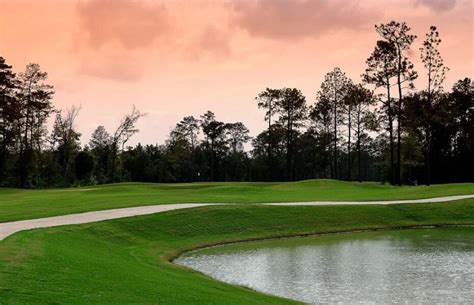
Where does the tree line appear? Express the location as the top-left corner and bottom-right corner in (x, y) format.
(0, 21), (472, 188)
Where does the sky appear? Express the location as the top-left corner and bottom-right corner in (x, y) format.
(0, 0), (473, 147)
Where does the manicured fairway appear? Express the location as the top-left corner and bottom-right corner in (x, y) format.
(1, 179), (474, 222)
(1, 200), (473, 304)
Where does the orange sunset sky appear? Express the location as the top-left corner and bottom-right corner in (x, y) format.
(1, 0), (473, 146)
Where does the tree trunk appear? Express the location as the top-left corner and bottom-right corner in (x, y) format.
(357, 114), (362, 183)
(333, 93), (338, 180)
(120, 142), (125, 181)
(426, 129), (431, 186)
(210, 142), (214, 182)
(426, 78), (432, 186)
(397, 71), (403, 186)
(347, 105), (352, 181)
(268, 105), (272, 181)
(111, 147), (117, 182)
(286, 116), (292, 181)
(395, 48), (404, 186)
(386, 82), (395, 185)
(20, 100), (31, 188)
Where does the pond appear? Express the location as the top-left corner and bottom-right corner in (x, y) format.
(176, 228), (474, 304)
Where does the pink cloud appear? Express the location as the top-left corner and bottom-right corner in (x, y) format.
(186, 25), (232, 59)
(415, 0), (457, 11)
(231, 0), (381, 40)
(74, 0), (172, 81)
(77, 0), (170, 50)
(77, 52), (142, 82)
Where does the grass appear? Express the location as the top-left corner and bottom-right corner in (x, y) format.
(1, 179), (474, 222)
(1, 200), (474, 304)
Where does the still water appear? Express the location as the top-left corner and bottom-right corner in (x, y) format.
(176, 228), (474, 304)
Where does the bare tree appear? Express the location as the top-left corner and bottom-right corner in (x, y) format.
(111, 106), (146, 181)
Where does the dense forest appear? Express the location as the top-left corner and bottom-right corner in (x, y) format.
(0, 21), (473, 188)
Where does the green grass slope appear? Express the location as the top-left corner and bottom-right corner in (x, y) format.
(1, 201), (473, 304)
(1, 180), (474, 222)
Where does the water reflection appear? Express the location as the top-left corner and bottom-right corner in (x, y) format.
(176, 229), (474, 304)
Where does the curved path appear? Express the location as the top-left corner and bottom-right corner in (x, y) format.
(266, 194), (474, 206)
(0, 204), (213, 241)
(1, 195), (473, 240)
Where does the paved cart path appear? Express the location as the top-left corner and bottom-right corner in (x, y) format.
(265, 194), (474, 206)
(1, 194), (474, 240)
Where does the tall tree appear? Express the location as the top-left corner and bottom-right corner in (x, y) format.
(310, 93), (333, 178)
(225, 122), (250, 153)
(200, 111), (226, 181)
(375, 21), (418, 185)
(451, 79), (474, 182)
(166, 125), (194, 182)
(168, 116), (201, 182)
(225, 122), (251, 181)
(348, 84), (378, 182)
(111, 106), (145, 181)
(275, 88), (307, 181)
(17, 63), (54, 187)
(403, 92), (431, 183)
(344, 86), (355, 180)
(174, 116), (200, 151)
(89, 126), (112, 149)
(256, 88), (280, 180)
(0, 57), (18, 184)
(50, 106), (81, 184)
(89, 125), (112, 183)
(318, 68), (352, 179)
(419, 26), (449, 185)
(363, 40), (398, 184)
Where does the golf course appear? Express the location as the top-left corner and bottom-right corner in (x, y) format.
(1, 180), (474, 304)
(2, 1), (474, 302)
(1, 179), (474, 222)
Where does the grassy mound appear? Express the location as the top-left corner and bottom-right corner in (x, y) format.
(1, 200), (473, 304)
(1, 180), (474, 222)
